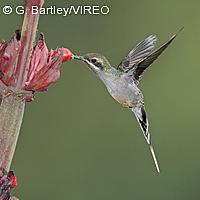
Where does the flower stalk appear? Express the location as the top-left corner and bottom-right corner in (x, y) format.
(15, 0), (44, 89)
(0, 0), (44, 171)
(0, 0), (73, 198)
(0, 96), (25, 171)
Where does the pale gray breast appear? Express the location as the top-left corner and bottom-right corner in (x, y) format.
(99, 72), (143, 107)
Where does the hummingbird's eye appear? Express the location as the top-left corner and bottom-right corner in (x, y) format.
(91, 58), (97, 64)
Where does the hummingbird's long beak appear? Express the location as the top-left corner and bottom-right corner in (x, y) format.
(73, 55), (85, 61)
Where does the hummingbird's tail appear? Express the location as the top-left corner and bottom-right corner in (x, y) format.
(131, 105), (160, 173)
(149, 145), (160, 173)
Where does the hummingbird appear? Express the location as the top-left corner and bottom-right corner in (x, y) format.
(74, 31), (179, 173)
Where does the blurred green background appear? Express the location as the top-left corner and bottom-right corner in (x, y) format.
(0, 0), (199, 199)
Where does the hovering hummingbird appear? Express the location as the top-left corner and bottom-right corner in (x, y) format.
(74, 31), (179, 173)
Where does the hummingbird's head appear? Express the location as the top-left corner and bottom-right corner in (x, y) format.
(74, 53), (111, 73)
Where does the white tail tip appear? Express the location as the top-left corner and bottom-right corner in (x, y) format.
(149, 145), (160, 173)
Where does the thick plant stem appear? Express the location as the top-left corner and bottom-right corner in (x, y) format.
(16, 0), (44, 88)
(0, 0), (44, 171)
(0, 96), (25, 171)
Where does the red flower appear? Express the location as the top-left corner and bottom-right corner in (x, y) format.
(25, 33), (73, 91)
(0, 170), (17, 200)
(0, 31), (73, 101)
(0, 31), (21, 88)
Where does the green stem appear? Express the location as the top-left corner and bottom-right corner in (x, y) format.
(0, 96), (25, 171)
(0, 0), (44, 171)
(16, 0), (44, 88)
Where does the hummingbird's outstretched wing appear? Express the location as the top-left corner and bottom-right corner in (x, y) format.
(132, 34), (177, 82)
(118, 35), (157, 72)
(131, 105), (160, 173)
(118, 33), (177, 83)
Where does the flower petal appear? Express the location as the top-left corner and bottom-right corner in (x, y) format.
(0, 32), (20, 87)
(62, 48), (73, 62)
(25, 33), (48, 87)
(25, 35), (63, 91)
